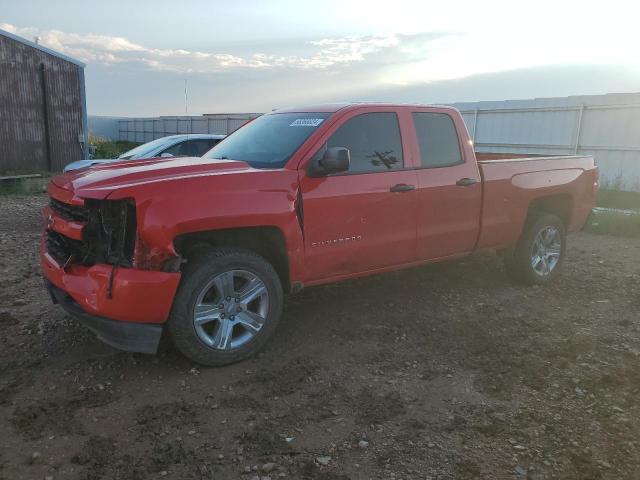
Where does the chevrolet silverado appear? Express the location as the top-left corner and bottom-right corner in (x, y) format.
(41, 103), (598, 365)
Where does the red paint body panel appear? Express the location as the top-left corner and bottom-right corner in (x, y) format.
(41, 244), (180, 323)
(39, 103), (597, 331)
(407, 107), (483, 259)
(477, 156), (597, 250)
(297, 105), (419, 280)
(300, 169), (419, 280)
(47, 180), (85, 204)
(45, 207), (85, 241)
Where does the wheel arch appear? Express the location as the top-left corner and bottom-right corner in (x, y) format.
(497, 193), (572, 257)
(174, 226), (291, 292)
(526, 194), (572, 228)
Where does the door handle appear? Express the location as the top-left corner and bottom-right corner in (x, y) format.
(390, 184), (415, 193)
(456, 177), (479, 187)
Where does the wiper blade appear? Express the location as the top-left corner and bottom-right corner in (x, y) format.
(212, 156), (229, 160)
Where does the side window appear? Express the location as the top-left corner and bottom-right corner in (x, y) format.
(319, 112), (404, 172)
(161, 141), (190, 157)
(412, 113), (462, 168)
(189, 139), (216, 156)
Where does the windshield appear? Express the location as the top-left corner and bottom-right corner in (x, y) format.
(203, 113), (330, 168)
(118, 137), (175, 159)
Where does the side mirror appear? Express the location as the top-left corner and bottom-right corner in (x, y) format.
(308, 147), (350, 177)
(160, 152), (174, 158)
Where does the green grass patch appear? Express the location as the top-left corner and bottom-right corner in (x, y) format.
(585, 207), (640, 237)
(597, 189), (640, 210)
(90, 135), (140, 159)
(0, 175), (50, 196)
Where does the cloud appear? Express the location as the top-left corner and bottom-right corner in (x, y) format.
(10, 21), (634, 118)
(305, 35), (400, 66)
(1, 23), (432, 73)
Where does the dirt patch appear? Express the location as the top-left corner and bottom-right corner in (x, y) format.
(0, 362), (32, 406)
(353, 388), (406, 425)
(70, 436), (145, 480)
(0, 311), (18, 325)
(1, 194), (640, 479)
(12, 398), (83, 440)
(238, 418), (294, 457)
(135, 400), (200, 437)
(248, 355), (320, 396)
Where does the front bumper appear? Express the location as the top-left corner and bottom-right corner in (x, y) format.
(41, 244), (181, 354)
(46, 281), (163, 354)
(41, 184), (182, 354)
(41, 244), (181, 324)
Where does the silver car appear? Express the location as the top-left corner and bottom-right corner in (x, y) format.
(63, 134), (226, 172)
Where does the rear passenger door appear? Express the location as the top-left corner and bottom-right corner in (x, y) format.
(299, 110), (418, 282)
(411, 110), (482, 260)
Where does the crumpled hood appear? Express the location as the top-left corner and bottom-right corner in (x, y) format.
(52, 156), (254, 199)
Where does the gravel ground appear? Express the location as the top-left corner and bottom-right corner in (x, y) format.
(1, 194), (639, 480)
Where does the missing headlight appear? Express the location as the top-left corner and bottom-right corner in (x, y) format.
(83, 199), (137, 267)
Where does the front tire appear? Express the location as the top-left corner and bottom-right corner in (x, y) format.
(504, 213), (566, 285)
(168, 248), (283, 366)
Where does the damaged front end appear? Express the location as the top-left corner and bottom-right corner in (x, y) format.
(46, 197), (140, 298)
(42, 191), (182, 349)
(47, 197), (137, 268)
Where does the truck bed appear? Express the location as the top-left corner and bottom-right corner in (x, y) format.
(475, 152), (548, 161)
(475, 154), (597, 250)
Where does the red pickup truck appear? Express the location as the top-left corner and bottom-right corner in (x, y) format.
(41, 103), (598, 365)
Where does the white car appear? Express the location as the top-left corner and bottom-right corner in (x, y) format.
(63, 134), (226, 172)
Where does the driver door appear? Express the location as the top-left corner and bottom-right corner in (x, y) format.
(299, 109), (418, 283)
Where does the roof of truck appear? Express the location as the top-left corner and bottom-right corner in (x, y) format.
(273, 103), (460, 114)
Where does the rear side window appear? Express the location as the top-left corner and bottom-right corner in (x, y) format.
(412, 113), (462, 168)
(189, 139), (218, 156)
(162, 141), (190, 157)
(322, 112), (404, 172)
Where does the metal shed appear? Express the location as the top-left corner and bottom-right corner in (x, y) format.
(0, 28), (88, 174)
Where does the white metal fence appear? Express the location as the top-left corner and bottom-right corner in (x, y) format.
(452, 93), (640, 192)
(116, 114), (260, 143)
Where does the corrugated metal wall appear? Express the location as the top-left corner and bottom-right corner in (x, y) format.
(0, 32), (86, 173)
(117, 114), (260, 143)
(451, 93), (640, 192)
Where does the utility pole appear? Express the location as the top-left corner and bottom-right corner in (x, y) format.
(184, 79), (188, 114)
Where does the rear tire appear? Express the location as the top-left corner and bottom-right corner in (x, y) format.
(504, 213), (566, 285)
(168, 248), (283, 366)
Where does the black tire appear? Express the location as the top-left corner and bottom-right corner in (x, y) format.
(504, 213), (566, 285)
(168, 248), (283, 366)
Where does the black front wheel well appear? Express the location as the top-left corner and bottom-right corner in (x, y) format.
(174, 227), (290, 292)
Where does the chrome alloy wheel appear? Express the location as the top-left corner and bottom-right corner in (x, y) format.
(192, 269), (269, 350)
(531, 226), (562, 276)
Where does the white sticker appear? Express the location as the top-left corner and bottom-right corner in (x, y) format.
(290, 118), (324, 127)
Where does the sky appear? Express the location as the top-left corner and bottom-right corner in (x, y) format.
(2, 0), (640, 116)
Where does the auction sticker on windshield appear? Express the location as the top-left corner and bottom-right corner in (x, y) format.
(290, 118), (324, 127)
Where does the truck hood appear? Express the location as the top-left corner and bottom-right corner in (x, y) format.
(52, 156), (255, 199)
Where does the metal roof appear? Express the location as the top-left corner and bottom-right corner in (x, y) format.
(0, 27), (85, 68)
